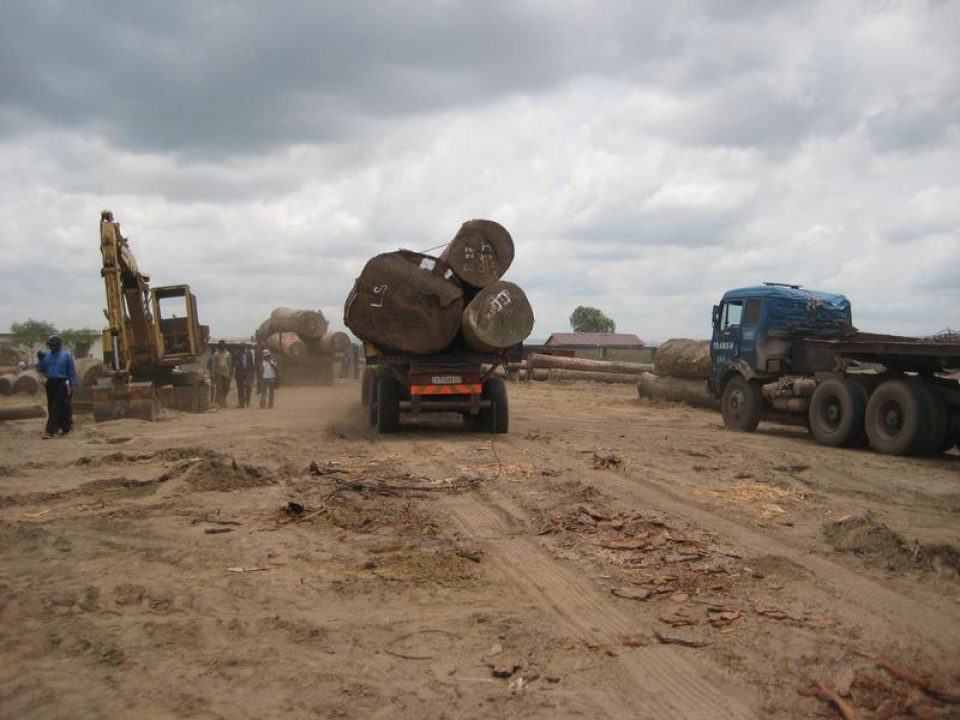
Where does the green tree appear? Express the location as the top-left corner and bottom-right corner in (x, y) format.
(569, 306), (616, 333)
(60, 328), (100, 357)
(10, 319), (58, 354)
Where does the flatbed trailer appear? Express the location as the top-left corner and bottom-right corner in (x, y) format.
(710, 284), (960, 456)
(360, 344), (519, 433)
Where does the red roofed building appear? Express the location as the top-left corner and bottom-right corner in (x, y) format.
(541, 332), (651, 362)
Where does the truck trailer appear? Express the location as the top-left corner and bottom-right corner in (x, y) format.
(709, 283), (960, 456)
(361, 343), (519, 433)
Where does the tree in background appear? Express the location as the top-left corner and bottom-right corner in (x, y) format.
(59, 328), (100, 358)
(10, 319), (57, 355)
(569, 306), (616, 333)
(9, 320), (100, 357)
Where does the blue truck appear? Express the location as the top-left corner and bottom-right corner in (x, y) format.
(709, 283), (960, 456)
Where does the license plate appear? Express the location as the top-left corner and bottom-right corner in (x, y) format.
(431, 375), (462, 384)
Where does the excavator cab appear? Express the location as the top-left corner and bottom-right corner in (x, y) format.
(93, 210), (210, 421)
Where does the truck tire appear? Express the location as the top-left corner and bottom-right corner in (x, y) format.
(361, 367), (374, 407)
(913, 381), (948, 455)
(486, 377), (509, 434)
(376, 375), (400, 433)
(721, 376), (762, 432)
(864, 379), (926, 455)
(808, 378), (866, 447)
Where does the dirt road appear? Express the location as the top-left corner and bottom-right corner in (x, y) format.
(1, 381), (958, 719)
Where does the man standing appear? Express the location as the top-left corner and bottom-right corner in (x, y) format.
(258, 349), (279, 409)
(234, 343), (255, 408)
(36, 334), (77, 438)
(211, 340), (233, 407)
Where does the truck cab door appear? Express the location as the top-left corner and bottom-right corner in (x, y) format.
(711, 300), (744, 373)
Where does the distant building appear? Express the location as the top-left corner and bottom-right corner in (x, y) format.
(538, 332), (652, 363)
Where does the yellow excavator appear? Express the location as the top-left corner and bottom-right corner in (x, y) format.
(93, 210), (210, 421)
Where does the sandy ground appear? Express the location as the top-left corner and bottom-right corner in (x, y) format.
(1, 380), (959, 719)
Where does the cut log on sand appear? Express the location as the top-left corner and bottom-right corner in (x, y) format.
(308, 331), (352, 356)
(0, 365), (22, 376)
(546, 369), (640, 385)
(76, 358), (104, 387)
(13, 370), (42, 395)
(344, 250), (464, 355)
(636, 372), (719, 410)
(268, 307), (329, 339)
(529, 353), (654, 375)
(267, 332), (309, 362)
(654, 339), (712, 380)
(0, 374), (15, 396)
(461, 281), (535, 353)
(0, 405), (46, 422)
(440, 219), (514, 288)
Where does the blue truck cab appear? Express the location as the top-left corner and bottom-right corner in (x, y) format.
(709, 283), (852, 429)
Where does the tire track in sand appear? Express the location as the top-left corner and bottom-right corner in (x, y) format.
(437, 489), (757, 720)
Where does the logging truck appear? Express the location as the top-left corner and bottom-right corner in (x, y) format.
(360, 343), (520, 433)
(709, 283), (960, 456)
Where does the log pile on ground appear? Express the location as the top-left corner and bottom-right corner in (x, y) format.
(637, 339), (718, 410)
(507, 352), (654, 385)
(344, 219), (535, 356)
(254, 308), (341, 386)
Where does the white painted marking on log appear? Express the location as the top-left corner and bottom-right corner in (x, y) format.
(371, 285), (388, 308)
(491, 290), (512, 313)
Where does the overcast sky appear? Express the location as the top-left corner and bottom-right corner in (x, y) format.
(1, 1), (958, 344)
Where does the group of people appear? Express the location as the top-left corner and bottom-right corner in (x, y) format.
(208, 340), (280, 409)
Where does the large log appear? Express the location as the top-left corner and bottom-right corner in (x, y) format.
(636, 372), (718, 410)
(0, 365), (22, 376)
(654, 339), (712, 380)
(308, 331), (352, 356)
(547, 369), (640, 384)
(0, 374), (15, 396)
(529, 353), (653, 375)
(13, 370), (42, 395)
(344, 250), (464, 355)
(440, 219), (514, 288)
(268, 307), (329, 339)
(76, 358), (104, 387)
(0, 405), (46, 422)
(266, 332), (309, 362)
(461, 281), (535, 353)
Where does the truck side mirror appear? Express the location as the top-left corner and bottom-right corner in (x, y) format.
(711, 305), (721, 328)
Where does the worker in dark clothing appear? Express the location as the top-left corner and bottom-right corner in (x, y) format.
(234, 344), (255, 408)
(36, 334), (77, 438)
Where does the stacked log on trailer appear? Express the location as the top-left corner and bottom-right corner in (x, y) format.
(344, 219), (535, 356)
(637, 339), (719, 410)
(254, 307), (341, 386)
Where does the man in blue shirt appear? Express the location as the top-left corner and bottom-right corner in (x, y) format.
(36, 334), (77, 438)
(234, 343), (255, 408)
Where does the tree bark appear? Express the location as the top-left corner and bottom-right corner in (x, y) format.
(76, 358), (104, 387)
(654, 339), (712, 380)
(636, 372), (718, 410)
(0, 373), (15, 396)
(546, 369), (640, 384)
(267, 332), (309, 361)
(440, 219), (514, 288)
(268, 307), (329, 339)
(307, 331), (352, 356)
(529, 353), (653, 375)
(0, 405), (46, 421)
(461, 281), (534, 353)
(12, 370), (42, 395)
(344, 250), (464, 355)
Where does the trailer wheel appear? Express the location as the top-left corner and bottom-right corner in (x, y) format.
(376, 375), (399, 433)
(486, 377), (509, 434)
(913, 381), (948, 455)
(864, 380), (926, 455)
(808, 378), (866, 447)
(721, 376), (762, 432)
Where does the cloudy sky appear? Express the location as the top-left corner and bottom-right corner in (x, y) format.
(1, 1), (958, 344)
